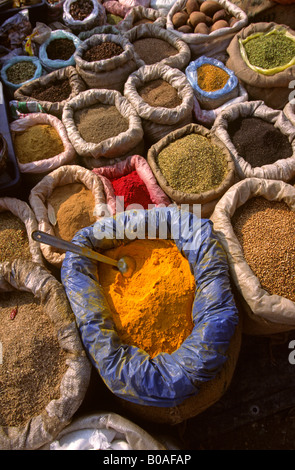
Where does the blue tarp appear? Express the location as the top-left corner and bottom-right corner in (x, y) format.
(61, 206), (239, 407)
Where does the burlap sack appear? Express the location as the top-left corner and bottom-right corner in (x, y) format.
(0, 259), (91, 450)
(211, 177), (295, 335)
(74, 33), (139, 92)
(116, 314), (242, 425)
(226, 22), (295, 110)
(147, 123), (236, 218)
(166, 0), (248, 60)
(124, 63), (194, 144)
(39, 412), (167, 450)
(92, 154), (171, 214)
(123, 23), (191, 70)
(62, 88), (144, 169)
(14, 66), (86, 119)
(211, 100), (295, 181)
(29, 165), (108, 267)
(118, 5), (166, 32)
(284, 102), (295, 127)
(0, 197), (43, 265)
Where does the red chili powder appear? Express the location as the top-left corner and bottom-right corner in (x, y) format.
(111, 170), (153, 209)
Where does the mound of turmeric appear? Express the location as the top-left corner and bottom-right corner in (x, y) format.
(98, 238), (195, 358)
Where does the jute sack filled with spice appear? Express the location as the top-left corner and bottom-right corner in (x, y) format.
(62, 88), (144, 169)
(226, 22), (295, 110)
(117, 6), (166, 32)
(92, 154), (171, 214)
(124, 64), (194, 145)
(147, 123), (235, 218)
(29, 164), (108, 268)
(13, 66), (87, 119)
(0, 259), (91, 450)
(211, 100), (295, 181)
(74, 33), (138, 92)
(284, 102), (295, 127)
(211, 178), (295, 335)
(166, 0), (248, 59)
(123, 23), (191, 71)
(61, 206), (241, 425)
(0, 197), (43, 265)
(10, 113), (76, 185)
(63, 0), (107, 33)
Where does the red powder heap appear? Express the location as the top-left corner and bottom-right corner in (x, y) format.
(111, 170), (153, 209)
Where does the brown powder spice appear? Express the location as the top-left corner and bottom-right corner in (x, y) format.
(232, 197), (295, 302)
(0, 290), (68, 427)
(132, 38), (178, 65)
(138, 79), (182, 108)
(0, 211), (31, 262)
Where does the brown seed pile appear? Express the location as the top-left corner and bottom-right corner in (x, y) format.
(132, 38), (178, 65)
(30, 78), (72, 103)
(0, 290), (68, 427)
(46, 38), (76, 61)
(138, 79), (182, 108)
(0, 211), (31, 262)
(70, 0), (93, 20)
(83, 42), (123, 62)
(232, 196), (295, 302)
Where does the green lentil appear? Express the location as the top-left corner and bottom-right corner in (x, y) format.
(0, 211), (31, 262)
(156, 133), (229, 194)
(243, 32), (295, 70)
(6, 61), (37, 85)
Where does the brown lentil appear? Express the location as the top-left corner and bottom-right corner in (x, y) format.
(138, 79), (182, 108)
(83, 42), (124, 62)
(227, 117), (293, 167)
(74, 103), (129, 143)
(156, 133), (229, 194)
(69, 0), (93, 20)
(46, 38), (76, 61)
(0, 211), (31, 262)
(232, 196), (295, 302)
(6, 61), (36, 85)
(132, 38), (178, 65)
(30, 78), (72, 103)
(197, 63), (229, 92)
(0, 290), (68, 427)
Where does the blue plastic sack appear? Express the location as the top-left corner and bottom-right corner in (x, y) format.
(0, 55), (42, 92)
(185, 56), (239, 110)
(39, 29), (81, 72)
(61, 206), (239, 407)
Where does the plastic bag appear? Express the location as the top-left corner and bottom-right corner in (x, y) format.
(38, 29), (81, 72)
(61, 206), (239, 408)
(63, 0), (107, 33)
(0, 55), (42, 92)
(0, 9), (31, 51)
(185, 56), (239, 111)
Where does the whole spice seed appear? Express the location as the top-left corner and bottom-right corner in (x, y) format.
(227, 116), (293, 167)
(30, 79), (72, 102)
(156, 133), (229, 194)
(231, 197), (295, 302)
(0, 290), (68, 427)
(6, 61), (36, 84)
(197, 63), (229, 92)
(132, 38), (178, 65)
(138, 79), (182, 108)
(46, 38), (76, 61)
(243, 31), (295, 70)
(69, 0), (93, 20)
(14, 124), (64, 163)
(0, 211), (31, 262)
(83, 42), (124, 62)
(74, 103), (129, 143)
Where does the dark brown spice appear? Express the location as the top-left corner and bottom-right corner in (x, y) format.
(46, 38), (76, 61)
(132, 37), (178, 65)
(138, 79), (182, 108)
(30, 78), (72, 102)
(69, 0), (93, 20)
(83, 42), (124, 62)
(0, 290), (68, 427)
(227, 117), (293, 167)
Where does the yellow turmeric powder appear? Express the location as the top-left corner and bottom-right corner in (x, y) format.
(197, 63), (229, 92)
(14, 124), (64, 164)
(98, 238), (195, 358)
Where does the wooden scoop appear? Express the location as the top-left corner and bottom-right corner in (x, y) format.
(32, 230), (136, 278)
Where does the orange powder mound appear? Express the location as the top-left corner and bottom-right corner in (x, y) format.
(98, 239), (195, 358)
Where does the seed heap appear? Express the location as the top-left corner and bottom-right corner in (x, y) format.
(232, 197), (295, 302)
(83, 42), (123, 62)
(138, 79), (182, 108)
(156, 133), (229, 194)
(132, 38), (178, 65)
(243, 31), (295, 70)
(30, 78), (72, 102)
(6, 61), (36, 84)
(70, 0), (93, 20)
(0, 211), (31, 262)
(46, 38), (76, 61)
(197, 63), (229, 92)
